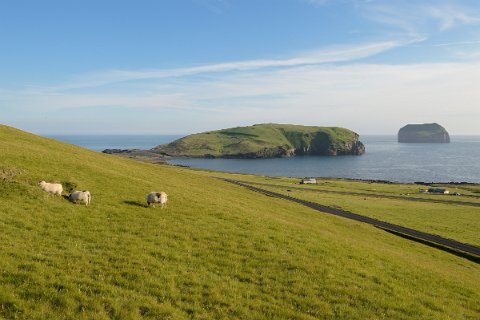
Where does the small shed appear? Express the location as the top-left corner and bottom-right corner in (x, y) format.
(300, 177), (317, 184)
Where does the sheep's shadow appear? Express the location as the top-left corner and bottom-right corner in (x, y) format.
(123, 200), (148, 208)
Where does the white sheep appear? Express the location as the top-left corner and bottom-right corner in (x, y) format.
(146, 191), (168, 208)
(38, 181), (63, 196)
(67, 190), (91, 206)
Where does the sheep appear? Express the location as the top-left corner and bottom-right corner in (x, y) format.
(67, 190), (91, 206)
(146, 191), (168, 208)
(159, 192), (168, 209)
(38, 181), (63, 196)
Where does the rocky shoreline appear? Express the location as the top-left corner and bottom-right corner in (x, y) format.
(102, 148), (170, 163)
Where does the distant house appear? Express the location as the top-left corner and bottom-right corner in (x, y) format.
(427, 187), (449, 194)
(300, 177), (317, 184)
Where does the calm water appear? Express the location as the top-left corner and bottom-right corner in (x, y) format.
(49, 134), (480, 183)
(169, 136), (480, 183)
(48, 134), (183, 152)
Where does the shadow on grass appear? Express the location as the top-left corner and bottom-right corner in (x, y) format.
(123, 200), (148, 208)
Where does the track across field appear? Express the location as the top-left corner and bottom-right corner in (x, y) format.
(221, 178), (480, 258)
(231, 179), (480, 208)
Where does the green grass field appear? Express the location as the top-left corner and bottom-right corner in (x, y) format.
(206, 172), (480, 201)
(1, 124), (479, 319)
(236, 182), (480, 246)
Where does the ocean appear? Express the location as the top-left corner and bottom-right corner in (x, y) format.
(49, 134), (480, 183)
(47, 134), (183, 152)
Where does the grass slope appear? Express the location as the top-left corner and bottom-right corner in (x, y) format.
(0, 125), (479, 319)
(203, 173), (480, 245)
(153, 123), (362, 157)
(245, 184), (480, 246)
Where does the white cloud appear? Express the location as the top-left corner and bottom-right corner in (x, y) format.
(4, 60), (480, 134)
(35, 40), (409, 92)
(427, 4), (480, 31)
(350, 1), (480, 36)
(453, 49), (480, 60)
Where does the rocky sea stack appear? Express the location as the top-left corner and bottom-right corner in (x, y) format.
(152, 123), (365, 159)
(398, 123), (450, 143)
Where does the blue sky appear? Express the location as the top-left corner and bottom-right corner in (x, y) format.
(1, 0), (480, 134)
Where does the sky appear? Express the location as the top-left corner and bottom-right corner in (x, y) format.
(1, 0), (480, 135)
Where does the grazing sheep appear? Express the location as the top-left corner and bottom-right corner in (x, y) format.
(38, 181), (63, 196)
(160, 192), (168, 208)
(67, 190), (91, 206)
(146, 191), (168, 208)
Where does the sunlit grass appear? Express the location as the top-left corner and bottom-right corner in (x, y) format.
(0, 124), (479, 319)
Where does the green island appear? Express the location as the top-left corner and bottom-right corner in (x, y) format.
(1, 124), (479, 319)
(398, 123), (450, 143)
(151, 123), (365, 158)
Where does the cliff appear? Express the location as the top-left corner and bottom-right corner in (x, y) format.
(398, 123), (450, 143)
(152, 123), (365, 158)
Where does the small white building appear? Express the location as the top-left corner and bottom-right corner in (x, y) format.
(300, 177), (317, 184)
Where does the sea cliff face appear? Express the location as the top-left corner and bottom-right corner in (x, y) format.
(398, 123), (450, 143)
(152, 124), (365, 158)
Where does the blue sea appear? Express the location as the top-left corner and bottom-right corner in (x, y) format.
(49, 135), (480, 183)
(47, 134), (183, 152)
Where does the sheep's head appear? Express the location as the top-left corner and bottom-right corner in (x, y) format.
(38, 180), (45, 186)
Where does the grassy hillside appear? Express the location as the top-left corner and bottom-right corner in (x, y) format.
(0, 124), (479, 319)
(153, 123), (364, 158)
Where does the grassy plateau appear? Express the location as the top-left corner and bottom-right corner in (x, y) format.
(0, 124), (479, 319)
(152, 123), (364, 158)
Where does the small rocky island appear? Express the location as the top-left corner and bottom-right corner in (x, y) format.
(152, 123), (365, 158)
(398, 123), (450, 143)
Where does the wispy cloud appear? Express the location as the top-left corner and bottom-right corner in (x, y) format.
(430, 40), (480, 47)
(427, 4), (480, 30)
(5, 60), (480, 134)
(344, 1), (480, 36)
(36, 40), (409, 92)
(3, 1), (480, 135)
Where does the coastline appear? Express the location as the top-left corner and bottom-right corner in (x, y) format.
(100, 148), (480, 186)
(45, 134), (480, 184)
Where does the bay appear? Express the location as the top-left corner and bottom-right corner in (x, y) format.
(47, 134), (183, 152)
(169, 135), (480, 183)
(48, 134), (480, 183)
